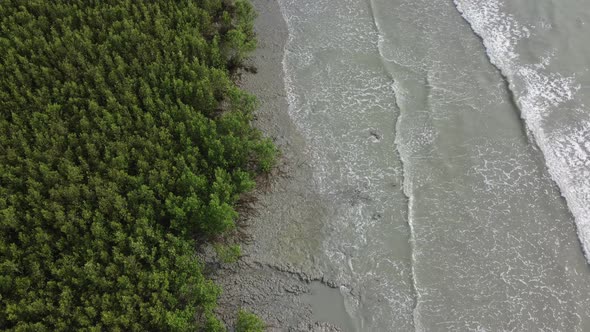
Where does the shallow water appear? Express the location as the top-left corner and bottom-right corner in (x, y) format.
(304, 282), (356, 331)
(277, 0), (590, 330)
(278, 0), (415, 329)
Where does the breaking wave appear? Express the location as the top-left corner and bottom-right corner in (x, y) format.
(454, 0), (590, 262)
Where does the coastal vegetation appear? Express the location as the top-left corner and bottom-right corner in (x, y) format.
(0, 0), (274, 330)
(236, 310), (265, 332)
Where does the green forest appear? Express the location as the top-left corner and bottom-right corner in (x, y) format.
(0, 0), (273, 330)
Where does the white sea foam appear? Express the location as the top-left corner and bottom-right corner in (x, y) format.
(277, 0), (416, 328)
(454, 0), (590, 261)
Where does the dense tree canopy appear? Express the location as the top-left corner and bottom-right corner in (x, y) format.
(0, 0), (274, 330)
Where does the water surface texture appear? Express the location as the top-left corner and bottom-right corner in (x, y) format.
(278, 0), (590, 330)
(278, 0), (415, 329)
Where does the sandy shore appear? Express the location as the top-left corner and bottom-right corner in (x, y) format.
(203, 0), (346, 331)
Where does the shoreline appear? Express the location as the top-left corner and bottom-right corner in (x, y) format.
(216, 0), (590, 330)
(206, 0), (349, 331)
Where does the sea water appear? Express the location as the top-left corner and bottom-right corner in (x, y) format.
(277, 0), (590, 330)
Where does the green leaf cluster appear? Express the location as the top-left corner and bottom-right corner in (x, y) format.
(214, 244), (241, 264)
(0, 0), (272, 330)
(236, 309), (265, 332)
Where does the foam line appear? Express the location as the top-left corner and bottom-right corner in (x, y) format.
(453, 0), (590, 262)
